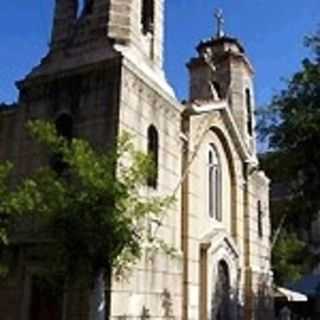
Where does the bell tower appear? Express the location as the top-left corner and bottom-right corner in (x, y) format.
(49, 0), (165, 70)
(107, 0), (165, 68)
(187, 10), (256, 152)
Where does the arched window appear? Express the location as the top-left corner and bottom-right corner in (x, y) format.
(245, 88), (253, 136)
(51, 114), (73, 174)
(258, 201), (263, 238)
(208, 144), (221, 221)
(147, 125), (159, 188)
(141, 0), (154, 35)
(85, 0), (94, 15)
(77, 0), (94, 18)
(55, 113), (73, 141)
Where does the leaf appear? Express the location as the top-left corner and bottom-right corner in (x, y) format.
(0, 120), (176, 283)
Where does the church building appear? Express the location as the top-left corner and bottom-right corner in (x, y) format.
(0, 1), (273, 319)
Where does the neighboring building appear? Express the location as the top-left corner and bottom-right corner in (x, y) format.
(0, 1), (272, 319)
(288, 274), (320, 320)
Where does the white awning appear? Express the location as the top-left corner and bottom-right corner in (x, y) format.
(275, 287), (308, 302)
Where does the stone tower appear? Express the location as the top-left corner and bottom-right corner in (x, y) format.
(49, 0), (165, 69)
(17, 0), (174, 151)
(187, 25), (257, 154)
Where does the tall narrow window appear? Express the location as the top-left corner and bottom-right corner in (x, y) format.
(208, 144), (221, 221)
(83, 0), (94, 15)
(51, 114), (73, 174)
(55, 113), (73, 141)
(78, 0), (93, 18)
(245, 88), (253, 136)
(258, 201), (263, 238)
(147, 125), (159, 189)
(212, 81), (222, 99)
(141, 0), (154, 35)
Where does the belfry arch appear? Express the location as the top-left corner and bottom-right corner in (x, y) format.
(77, 0), (94, 17)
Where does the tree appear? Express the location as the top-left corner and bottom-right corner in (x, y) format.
(272, 230), (310, 285)
(0, 120), (175, 320)
(259, 28), (320, 284)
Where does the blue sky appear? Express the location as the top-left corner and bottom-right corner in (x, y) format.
(0, 1), (319, 106)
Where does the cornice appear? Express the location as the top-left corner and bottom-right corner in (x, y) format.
(186, 99), (258, 166)
(121, 52), (183, 113)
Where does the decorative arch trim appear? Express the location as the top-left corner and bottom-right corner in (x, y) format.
(209, 126), (238, 242)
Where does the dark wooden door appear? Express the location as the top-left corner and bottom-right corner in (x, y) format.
(212, 260), (231, 320)
(29, 277), (63, 320)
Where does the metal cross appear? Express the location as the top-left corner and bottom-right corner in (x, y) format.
(214, 9), (225, 38)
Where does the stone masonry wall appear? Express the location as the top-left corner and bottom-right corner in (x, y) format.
(110, 60), (183, 320)
(0, 58), (122, 320)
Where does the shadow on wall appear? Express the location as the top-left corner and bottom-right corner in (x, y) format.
(116, 288), (175, 320)
(255, 277), (274, 320)
(0, 103), (18, 111)
(210, 271), (273, 320)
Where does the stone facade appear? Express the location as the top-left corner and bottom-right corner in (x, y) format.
(0, 1), (273, 319)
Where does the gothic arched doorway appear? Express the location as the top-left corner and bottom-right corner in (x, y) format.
(212, 260), (231, 320)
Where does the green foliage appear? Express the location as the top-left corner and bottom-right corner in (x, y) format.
(259, 30), (320, 216)
(258, 29), (320, 285)
(0, 120), (175, 284)
(272, 231), (309, 285)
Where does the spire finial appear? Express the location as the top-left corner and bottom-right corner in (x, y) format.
(214, 8), (225, 38)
